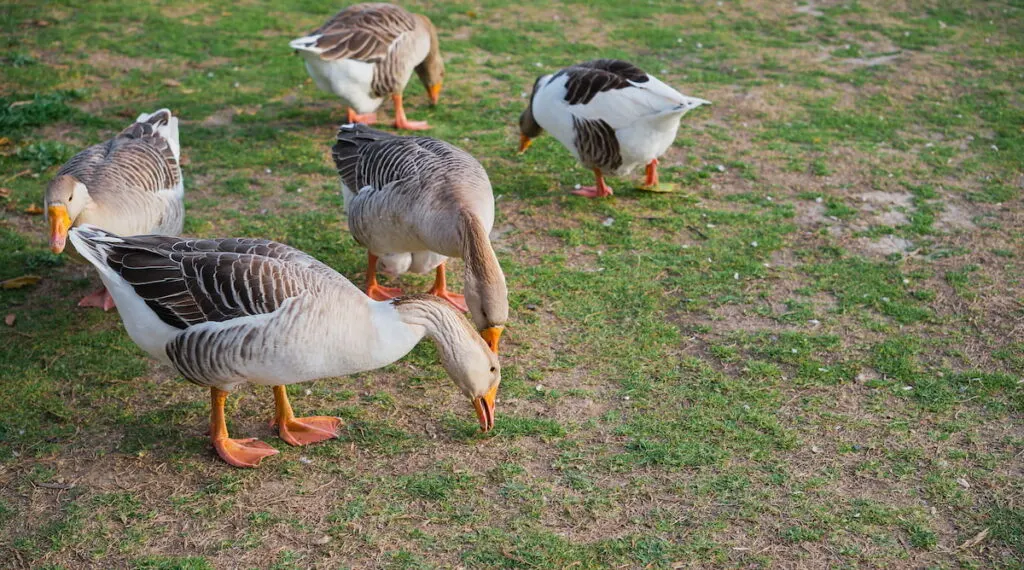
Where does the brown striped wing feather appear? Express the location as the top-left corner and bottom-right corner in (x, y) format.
(311, 3), (417, 63)
(58, 111), (180, 195)
(556, 59), (650, 106)
(100, 235), (330, 329)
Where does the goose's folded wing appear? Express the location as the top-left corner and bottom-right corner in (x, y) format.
(298, 4), (417, 62)
(553, 61), (695, 130)
(101, 236), (324, 329)
(64, 115), (182, 196)
(332, 124), (420, 191)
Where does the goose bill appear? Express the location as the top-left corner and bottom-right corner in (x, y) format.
(48, 205), (71, 254)
(428, 83), (443, 105)
(480, 326), (503, 354)
(518, 134), (533, 154)
(473, 384), (498, 432)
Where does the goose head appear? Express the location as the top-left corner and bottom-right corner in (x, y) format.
(436, 306), (502, 432)
(44, 175), (90, 254)
(518, 76), (546, 153)
(414, 14), (445, 105)
(394, 295), (501, 431)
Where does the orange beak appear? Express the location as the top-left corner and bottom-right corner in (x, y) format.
(473, 384), (498, 432)
(428, 82), (442, 105)
(518, 134), (533, 154)
(47, 204), (71, 254)
(480, 326), (503, 354)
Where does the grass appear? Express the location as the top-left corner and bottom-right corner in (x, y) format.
(1, 0), (1023, 568)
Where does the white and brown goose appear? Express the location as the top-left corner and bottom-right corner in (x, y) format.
(519, 59), (709, 197)
(68, 225), (500, 468)
(289, 2), (444, 130)
(45, 109), (184, 310)
(331, 123), (508, 353)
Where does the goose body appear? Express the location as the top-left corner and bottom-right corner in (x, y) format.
(520, 59), (709, 197)
(331, 123), (507, 353)
(69, 226), (500, 467)
(44, 109), (184, 309)
(290, 3), (444, 130)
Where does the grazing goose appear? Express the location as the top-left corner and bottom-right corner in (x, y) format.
(289, 2), (444, 131)
(331, 123), (508, 353)
(45, 109), (183, 310)
(519, 59), (709, 197)
(68, 226), (500, 468)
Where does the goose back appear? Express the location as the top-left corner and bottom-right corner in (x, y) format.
(63, 109), (184, 235)
(331, 124), (493, 257)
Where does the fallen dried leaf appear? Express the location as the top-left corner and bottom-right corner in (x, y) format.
(162, 78), (182, 87)
(0, 137), (10, 147)
(4, 314), (14, 326)
(0, 187), (10, 198)
(24, 203), (43, 215)
(1, 275), (41, 289)
(957, 528), (989, 550)
(9, 100), (32, 109)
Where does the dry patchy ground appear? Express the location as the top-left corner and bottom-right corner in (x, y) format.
(1, 0), (1022, 568)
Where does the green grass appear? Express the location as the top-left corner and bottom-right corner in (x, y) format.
(2, 0), (1023, 568)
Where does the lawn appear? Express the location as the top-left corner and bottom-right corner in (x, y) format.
(1, 0), (1022, 568)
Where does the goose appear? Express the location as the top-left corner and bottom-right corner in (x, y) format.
(518, 59), (709, 197)
(331, 123), (508, 353)
(289, 2), (444, 131)
(44, 109), (183, 310)
(68, 225), (500, 468)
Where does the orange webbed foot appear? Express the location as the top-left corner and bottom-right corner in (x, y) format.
(366, 283), (404, 301)
(277, 416), (343, 447)
(212, 437), (279, 468)
(393, 118), (430, 131)
(346, 108), (378, 125)
(571, 185), (614, 198)
(78, 288), (116, 311)
(429, 288), (468, 313)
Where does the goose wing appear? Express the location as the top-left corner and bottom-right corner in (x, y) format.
(545, 59), (707, 129)
(69, 226), (336, 330)
(332, 123), (480, 193)
(60, 109), (181, 196)
(290, 3), (417, 62)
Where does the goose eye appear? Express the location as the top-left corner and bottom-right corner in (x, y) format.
(489, 366), (496, 373)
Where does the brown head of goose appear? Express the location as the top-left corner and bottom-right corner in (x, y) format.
(68, 225), (500, 468)
(44, 109), (183, 310)
(332, 123), (508, 353)
(519, 59), (709, 197)
(289, 2), (444, 131)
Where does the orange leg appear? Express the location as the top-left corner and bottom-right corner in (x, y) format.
(392, 94), (429, 131)
(643, 158), (659, 188)
(272, 386), (342, 447)
(427, 263), (468, 312)
(78, 286), (116, 311)
(346, 107), (378, 125)
(366, 253), (403, 301)
(571, 169), (614, 198)
(209, 387), (278, 468)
